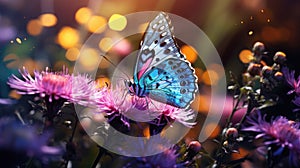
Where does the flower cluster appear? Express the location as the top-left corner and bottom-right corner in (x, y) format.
(95, 86), (196, 128)
(221, 42), (300, 167)
(7, 67), (99, 107)
(243, 110), (300, 166)
(3, 41), (300, 167)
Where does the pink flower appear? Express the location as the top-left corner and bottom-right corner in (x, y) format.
(95, 87), (195, 127)
(7, 67), (99, 106)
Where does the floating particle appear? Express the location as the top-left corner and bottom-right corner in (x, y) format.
(250, 16), (253, 20)
(248, 30), (253, 35)
(261, 9), (264, 13)
(267, 19), (271, 23)
(10, 40), (14, 43)
(240, 20), (244, 24)
(16, 37), (22, 44)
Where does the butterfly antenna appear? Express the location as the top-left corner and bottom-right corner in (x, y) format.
(100, 54), (131, 79)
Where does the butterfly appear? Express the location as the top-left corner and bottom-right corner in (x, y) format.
(125, 12), (198, 109)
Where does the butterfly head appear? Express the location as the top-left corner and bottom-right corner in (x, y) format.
(124, 80), (135, 95)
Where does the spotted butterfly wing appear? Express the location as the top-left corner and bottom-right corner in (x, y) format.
(132, 12), (198, 108)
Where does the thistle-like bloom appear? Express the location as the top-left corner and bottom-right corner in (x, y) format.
(7, 67), (99, 106)
(95, 87), (195, 127)
(282, 67), (300, 95)
(243, 110), (300, 166)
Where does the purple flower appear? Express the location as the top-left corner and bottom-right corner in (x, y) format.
(7, 67), (99, 106)
(243, 110), (300, 166)
(282, 67), (300, 96)
(133, 147), (184, 168)
(0, 117), (62, 164)
(95, 87), (195, 127)
(122, 137), (188, 168)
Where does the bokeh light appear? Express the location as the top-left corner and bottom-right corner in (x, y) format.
(39, 13), (57, 27)
(65, 47), (80, 61)
(22, 58), (43, 74)
(194, 68), (203, 83)
(9, 90), (21, 99)
(248, 30), (253, 36)
(98, 37), (113, 52)
(180, 45), (198, 63)
(78, 48), (101, 71)
(202, 70), (219, 86)
(75, 7), (92, 24)
(87, 15), (107, 33)
(96, 77), (110, 88)
(112, 39), (132, 56)
(191, 94), (210, 113)
(3, 53), (20, 68)
(239, 49), (253, 63)
(108, 14), (127, 31)
(26, 19), (43, 36)
(57, 26), (80, 49)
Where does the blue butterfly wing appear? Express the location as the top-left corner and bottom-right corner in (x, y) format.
(134, 12), (198, 108)
(141, 58), (198, 108)
(134, 12), (178, 82)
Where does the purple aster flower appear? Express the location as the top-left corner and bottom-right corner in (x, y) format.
(7, 67), (99, 106)
(95, 87), (195, 128)
(282, 67), (300, 96)
(121, 136), (188, 168)
(130, 147), (185, 168)
(0, 117), (62, 165)
(243, 110), (300, 166)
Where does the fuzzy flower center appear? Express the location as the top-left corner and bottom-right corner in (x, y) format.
(42, 74), (68, 91)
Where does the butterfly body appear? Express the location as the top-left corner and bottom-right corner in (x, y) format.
(126, 12), (198, 109)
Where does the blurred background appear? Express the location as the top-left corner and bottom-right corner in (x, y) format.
(1, 0), (300, 96)
(1, 0), (300, 166)
(1, 0), (300, 147)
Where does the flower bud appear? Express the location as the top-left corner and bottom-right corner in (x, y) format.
(185, 141), (202, 160)
(274, 71), (283, 81)
(223, 140), (229, 147)
(247, 63), (262, 76)
(252, 42), (265, 57)
(242, 72), (251, 83)
(225, 127), (238, 138)
(262, 66), (273, 77)
(188, 141), (202, 153)
(273, 52), (286, 65)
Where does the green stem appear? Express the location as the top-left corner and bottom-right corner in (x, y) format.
(91, 146), (104, 168)
(236, 94), (255, 131)
(64, 117), (79, 168)
(225, 92), (243, 128)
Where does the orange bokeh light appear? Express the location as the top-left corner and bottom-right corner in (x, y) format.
(239, 49), (253, 63)
(87, 16), (107, 33)
(75, 7), (92, 24)
(181, 45), (198, 63)
(39, 13), (57, 27)
(57, 26), (80, 49)
(27, 19), (43, 36)
(65, 47), (80, 61)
